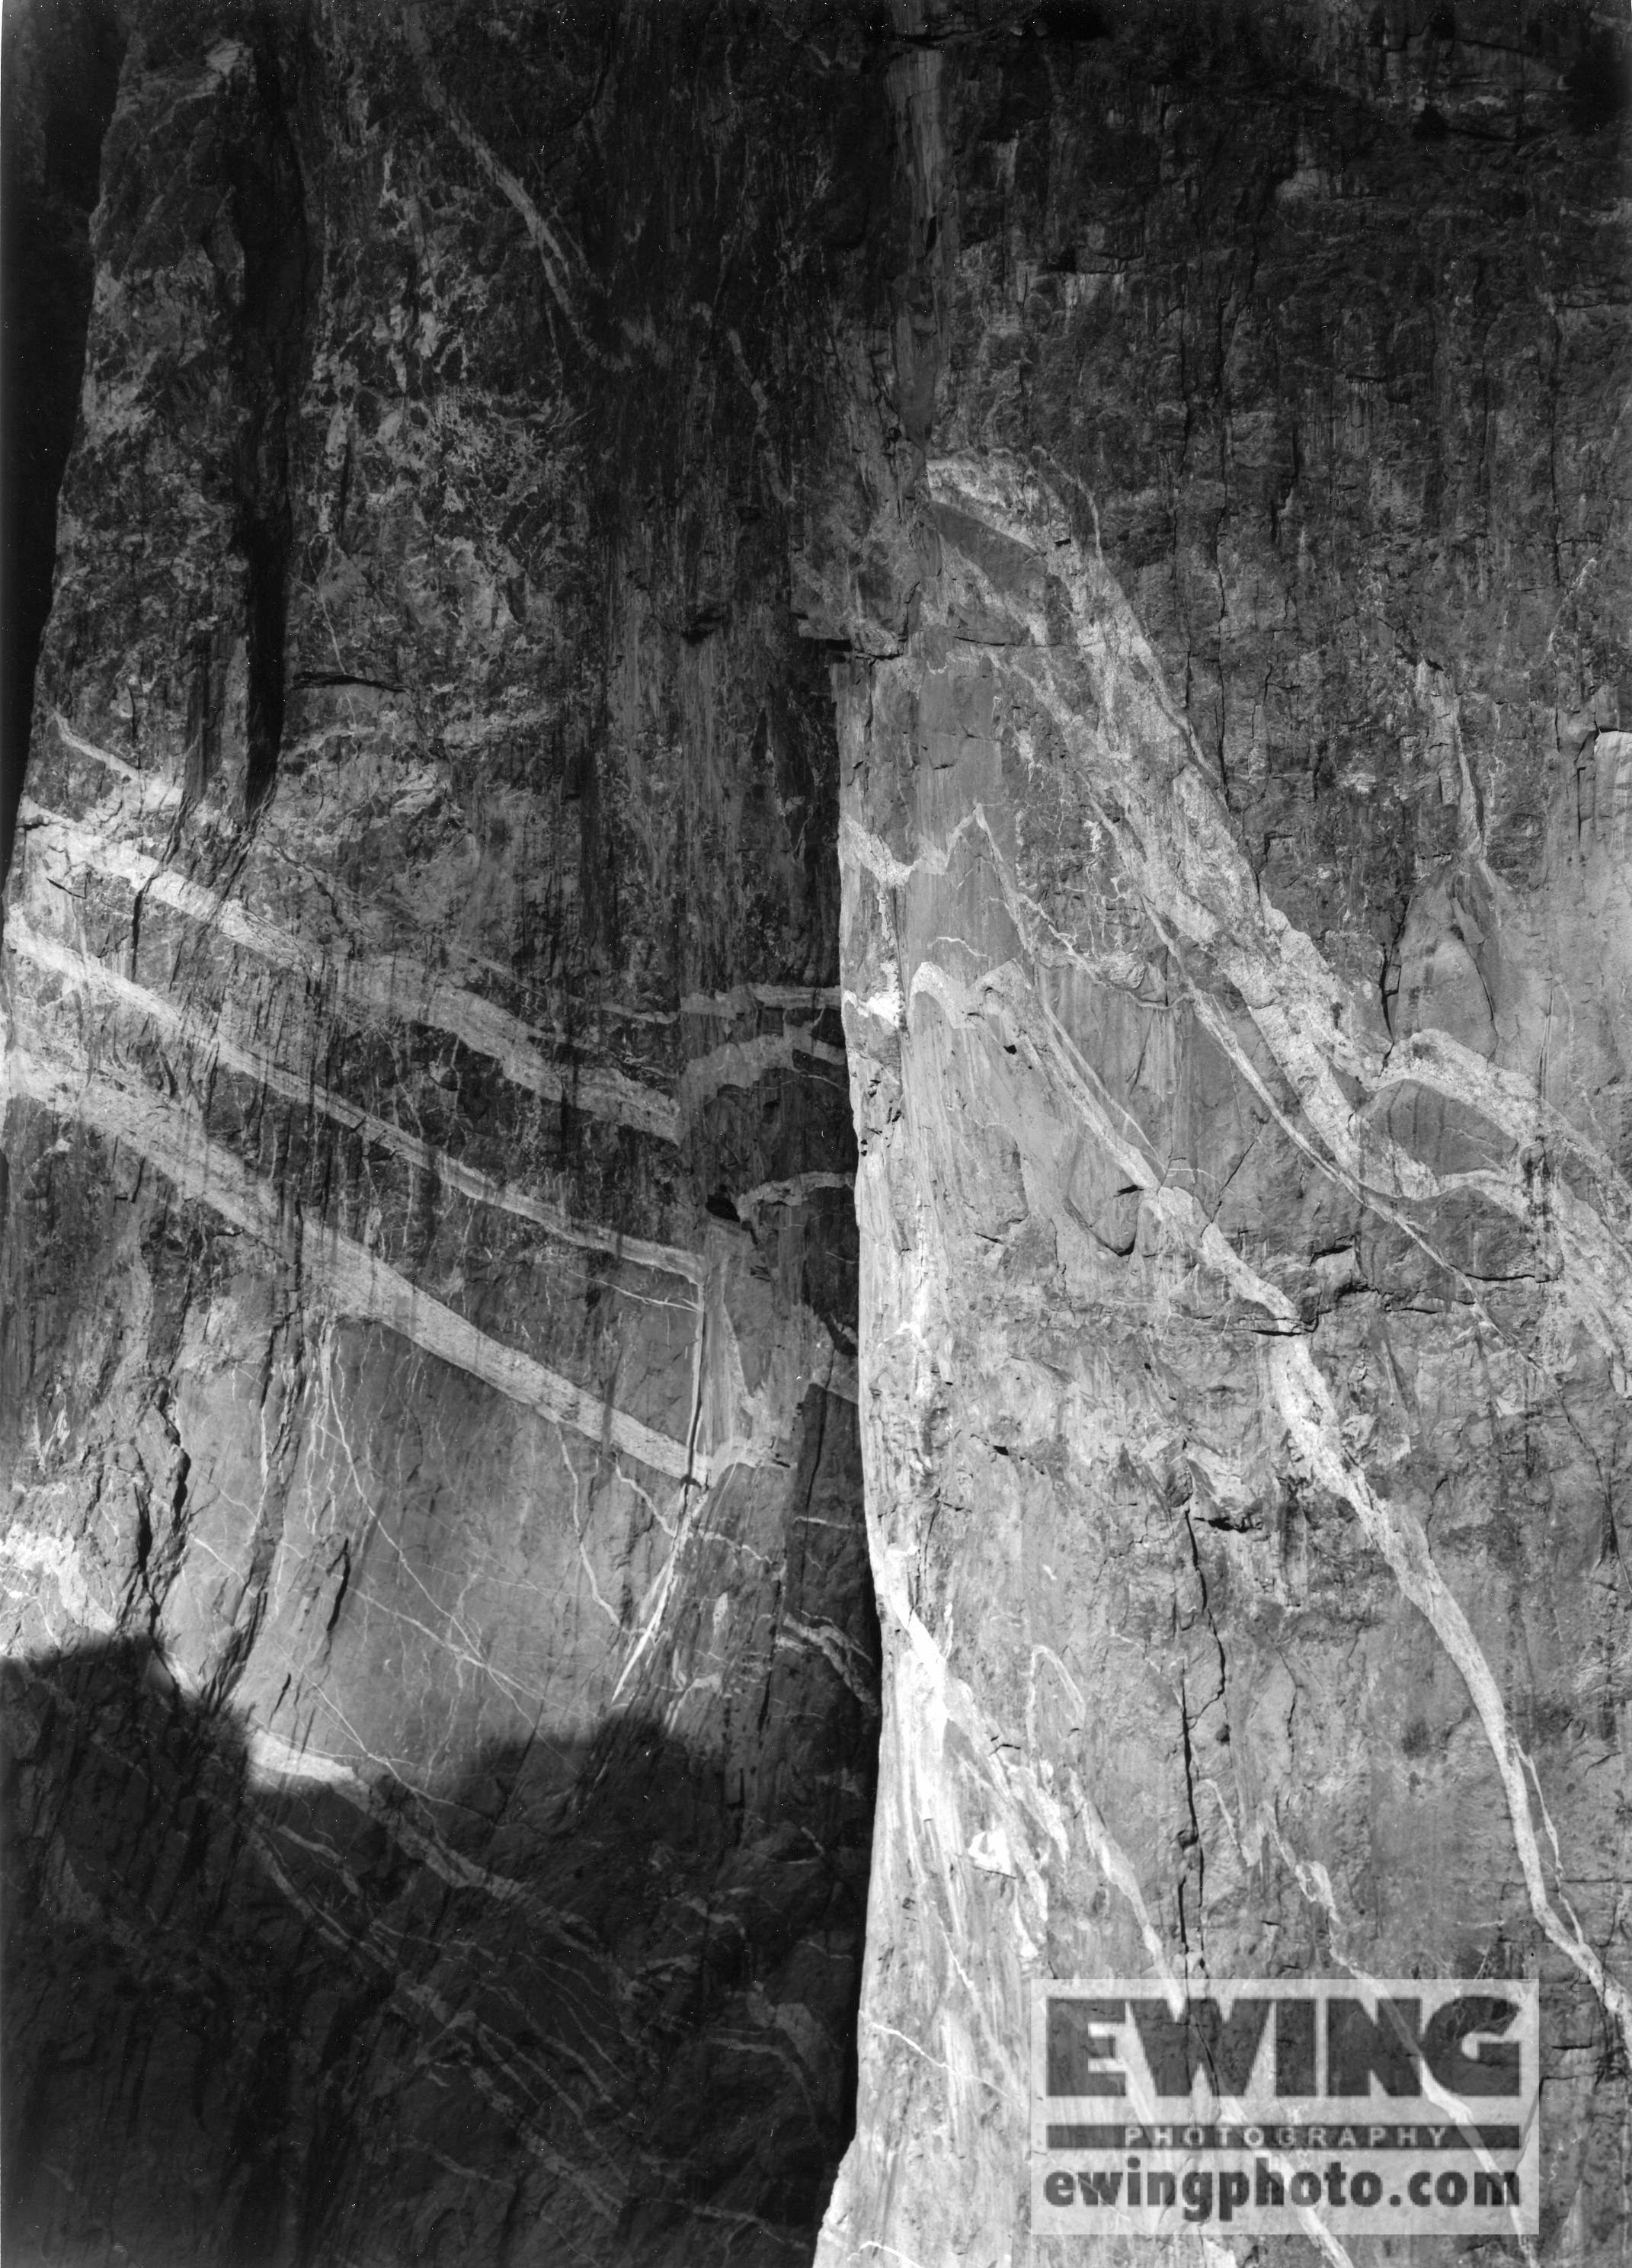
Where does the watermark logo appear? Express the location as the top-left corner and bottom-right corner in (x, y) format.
(1032, 1978), (1538, 2236)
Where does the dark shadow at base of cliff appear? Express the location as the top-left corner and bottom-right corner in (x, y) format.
(2, 1633), (876, 2268)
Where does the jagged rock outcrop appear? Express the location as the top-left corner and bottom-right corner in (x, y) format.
(3, 4), (1630, 2267)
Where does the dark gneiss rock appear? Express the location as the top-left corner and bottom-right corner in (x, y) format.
(814, 9), (1632, 2261)
(4, 5), (875, 2261)
(2, 2), (1628, 2265)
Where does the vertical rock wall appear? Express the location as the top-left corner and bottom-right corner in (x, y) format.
(2, 7), (883, 2261)
(813, 8), (1632, 2266)
(4, 3), (1630, 2266)
(0, 0), (124, 875)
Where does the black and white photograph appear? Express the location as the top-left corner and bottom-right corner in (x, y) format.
(0, 2), (1627, 2262)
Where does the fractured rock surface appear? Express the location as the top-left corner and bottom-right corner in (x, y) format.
(2, 2), (1630, 2266)
(3, 8), (875, 2261)
(812, 15), (1632, 2266)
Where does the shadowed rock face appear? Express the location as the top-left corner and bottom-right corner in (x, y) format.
(3, 3), (1630, 2266)
(2, 5), (879, 2261)
(0, 0), (124, 875)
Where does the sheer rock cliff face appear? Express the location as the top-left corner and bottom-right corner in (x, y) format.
(2, 5), (1630, 2268)
(809, 17), (1632, 2268)
(2, 11), (879, 2263)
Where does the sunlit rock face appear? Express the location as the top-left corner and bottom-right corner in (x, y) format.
(5, 3), (1631, 2266)
(806, 12), (1632, 2268)
(2, 8), (880, 2261)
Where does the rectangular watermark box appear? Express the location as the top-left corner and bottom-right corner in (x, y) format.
(1032, 1977), (1538, 2236)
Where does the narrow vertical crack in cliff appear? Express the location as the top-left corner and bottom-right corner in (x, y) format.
(222, 27), (312, 814)
(0, 0), (124, 879)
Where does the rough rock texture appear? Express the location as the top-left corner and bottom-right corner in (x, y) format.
(810, 13), (1632, 2267)
(4, 4), (1632, 2268)
(0, 0), (124, 876)
(2, 9), (878, 2262)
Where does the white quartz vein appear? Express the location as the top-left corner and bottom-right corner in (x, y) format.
(1272, 1334), (1632, 2071)
(853, 450), (1632, 2137)
(677, 1028), (846, 1118)
(8, 912), (705, 1282)
(17, 805), (680, 1141)
(402, 5), (610, 375)
(5, 1047), (699, 1482)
